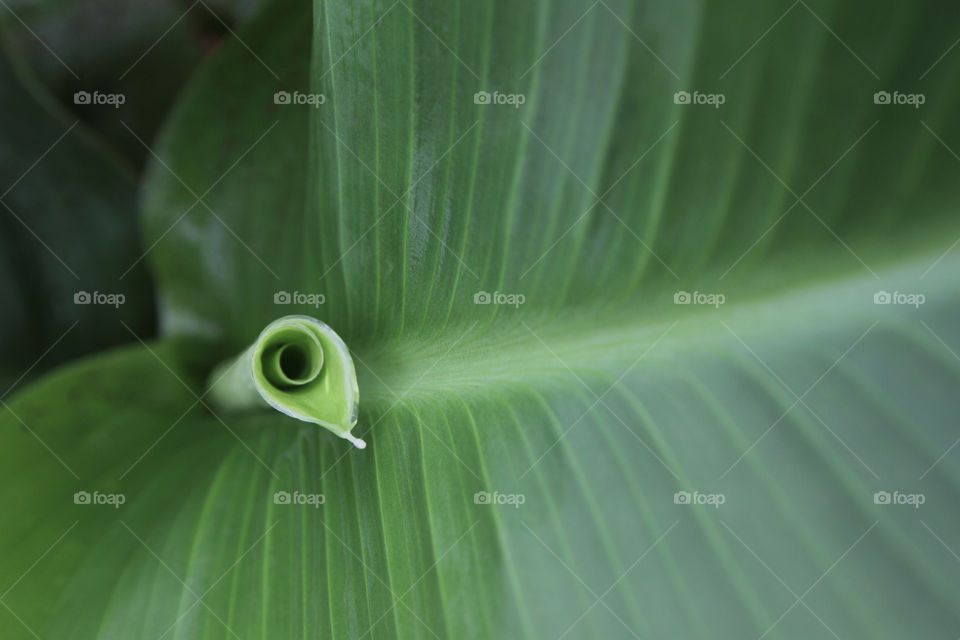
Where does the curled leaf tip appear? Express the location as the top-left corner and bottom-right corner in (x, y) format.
(206, 315), (363, 448)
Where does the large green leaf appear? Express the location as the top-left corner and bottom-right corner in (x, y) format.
(3, 0), (960, 638)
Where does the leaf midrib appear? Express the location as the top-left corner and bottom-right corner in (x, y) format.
(355, 248), (960, 409)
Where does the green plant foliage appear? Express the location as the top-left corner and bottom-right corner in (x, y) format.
(0, 39), (155, 389)
(2, 0), (960, 638)
(207, 315), (363, 447)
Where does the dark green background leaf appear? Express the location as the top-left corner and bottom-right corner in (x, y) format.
(0, 38), (154, 390)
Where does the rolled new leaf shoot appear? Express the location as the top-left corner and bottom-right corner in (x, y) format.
(206, 316), (364, 448)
